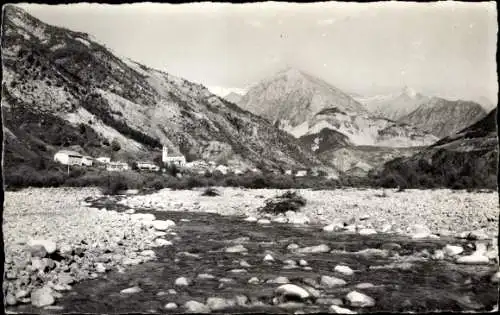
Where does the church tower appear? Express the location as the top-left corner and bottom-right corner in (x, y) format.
(162, 146), (168, 163)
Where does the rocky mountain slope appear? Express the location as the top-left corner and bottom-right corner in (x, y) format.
(373, 107), (498, 189)
(353, 86), (430, 121)
(398, 97), (488, 138)
(1, 5), (325, 172)
(224, 92), (243, 105)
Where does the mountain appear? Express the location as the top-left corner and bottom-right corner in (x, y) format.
(238, 67), (368, 127)
(1, 5), (325, 172)
(353, 86), (430, 121)
(373, 107), (498, 189)
(398, 97), (487, 138)
(224, 91), (243, 104)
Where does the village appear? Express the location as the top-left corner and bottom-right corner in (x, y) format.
(53, 145), (315, 177)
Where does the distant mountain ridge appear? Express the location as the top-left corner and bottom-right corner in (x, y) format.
(224, 91), (243, 104)
(1, 5), (326, 173)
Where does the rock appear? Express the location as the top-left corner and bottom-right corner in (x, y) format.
(320, 275), (347, 288)
(287, 243), (300, 250)
(130, 213), (156, 222)
(408, 224), (431, 236)
(474, 242), (488, 255)
(287, 213), (310, 225)
(267, 276), (290, 284)
(444, 245), (464, 256)
(299, 259), (308, 266)
(356, 283), (375, 289)
(120, 286), (142, 294)
(277, 301), (305, 309)
(459, 230), (490, 240)
(356, 248), (389, 258)
(184, 300), (210, 313)
(272, 217), (288, 223)
(334, 265), (354, 276)
(323, 222), (344, 232)
(257, 218), (271, 225)
(345, 291), (375, 307)
(152, 220), (176, 231)
(229, 269), (247, 274)
(358, 228), (377, 236)
(303, 266), (313, 271)
(28, 240), (57, 255)
(456, 254), (490, 265)
(197, 273), (216, 280)
(125, 209), (135, 214)
(297, 244), (330, 254)
(275, 284), (311, 301)
(6, 293), (17, 306)
(57, 273), (74, 285)
(264, 254), (274, 262)
(164, 302), (178, 310)
(140, 250), (156, 257)
(219, 277), (236, 283)
(155, 239), (173, 246)
(491, 271), (500, 283)
(29, 244), (48, 258)
(330, 305), (357, 314)
(31, 287), (55, 307)
(95, 263), (106, 273)
(175, 277), (190, 286)
(225, 245), (248, 253)
(244, 216), (258, 222)
(432, 250), (445, 260)
(344, 225), (356, 233)
(240, 260), (252, 268)
(168, 289), (177, 295)
(381, 243), (402, 251)
(15, 290), (29, 299)
(248, 277), (260, 284)
(206, 297), (235, 311)
(234, 295), (249, 306)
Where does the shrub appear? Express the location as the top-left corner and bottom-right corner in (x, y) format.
(202, 187), (220, 197)
(258, 191), (307, 215)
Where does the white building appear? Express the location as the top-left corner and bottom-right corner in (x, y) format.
(96, 157), (111, 164)
(295, 170), (307, 177)
(137, 161), (160, 171)
(162, 146), (186, 167)
(285, 170), (293, 175)
(82, 156), (93, 166)
(106, 162), (129, 171)
(54, 150), (84, 166)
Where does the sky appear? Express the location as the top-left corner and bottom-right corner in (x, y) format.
(17, 1), (498, 105)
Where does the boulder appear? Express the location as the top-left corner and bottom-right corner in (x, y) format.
(444, 245), (464, 256)
(155, 239), (173, 247)
(297, 244), (330, 254)
(287, 213), (310, 225)
(272, 217), (288, 223)
(164, 302), (178, 310)
(29, 245), (48, 258)
(197, 273), (216, 280)
(130, 213), (156, 222)
(31, 287), (55, 307)
(287, 243), (300, 251)
(408, 224), (431, 238)
(456, 254), (490, 265)
(6, 293), (17, 306)
(248, 277), (260, 284)
(206, 297), (236, 311)
(244, 216), (258, 222)
(299, 259), (308, 266)
(175, 277), (190, 286)
(345, 291), (375, 307)
(28, 240), (57, 255)
(120, 286), (142, 294)
(275, 284), (311, 301)
(225, 245), (248, 253)
(355, 283), (375, 289)
(184, 300), (210, 313)
(491, 271), (500, 283)
(152, 220), (176, 231)
(358, 229), (377, 236)
(263, 254), (275, 262)
(320, 275), (347, 288)
(267, 276), (290, 284)
(257, 218), (271, 225)
(330, 305), (357, 314)
(323, 221), (344, 232)
(334, 265), (354, 276)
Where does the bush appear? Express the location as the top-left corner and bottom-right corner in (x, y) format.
(202, 187), (220, 196)
(258, 191), (307, 215)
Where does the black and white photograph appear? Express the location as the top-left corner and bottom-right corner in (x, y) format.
(2, 1), (499, 313)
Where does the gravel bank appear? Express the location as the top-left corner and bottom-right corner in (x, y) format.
(3, 187), (173, 308)
(118, 187), (499, 237)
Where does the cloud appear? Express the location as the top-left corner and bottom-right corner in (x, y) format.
(317, 18), (335, 26)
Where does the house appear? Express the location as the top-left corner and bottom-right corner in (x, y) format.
(233, 169), (243, 175)
(106, 162), (130, 171)
(162, 146), (186, 167)
(82, 156), (93, 166)
(137, 161), (160, 171)
(96, 157), (111, 164)
(54, 150), (84, 166)
(285, 170), (293, 175)
(295, 170), (307, 177)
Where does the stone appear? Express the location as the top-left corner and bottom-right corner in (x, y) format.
(197, 273), (216, 280)
(28, 240), (57, 255)
(125, 209), (135, 214)
(381, 243), (402, 251)
(152, 220), (176, 231)
(95, 263), (106, 273)
(206, 297), (236, 311)
(316, 298), (343, 305)
(234, 295), (249, 306)
(491, 271), (500, 283)
(358, 228), (377, 236)
(432, 250), (445, 260)
(130, 213), (156, 222)
(275, 284), (311, 301)
(323, 222), (344, 232)
(140, 250), (156, 257)
(334, 265), (354, 276)
(267, 276), (290, 284)
(219, 277), (236, 283)
(248, 277), (260, 284)
(297, 244), (330, 254)
(29, 244), (48, 258)
(344, 225), (357, 233)
(474, 242), (488, 255)
(6, 293), (17, 306)
(320, 275), (347, 288)
(184, 300), (210, 313)
(444, 245), (464, 256)
(120, 286), (142, 294)
(299, 259), (308, 266)
(287, 243), (300, 250)
(264, 254), (275, 262)
(15, 290), (29, 299)
(456, 254), (490, 265)
(330, 305), (357, 314)
(229, 269), (247, 274)
(408, 224), (431, 237)
(175, 277), (190, 286)
(356, 283), (375, 289)
(31, 287), (55, 307)
(345, 291), (375, 307)
(164, 302), (178, 310)
(57, 273), (74, 285)
(240, 260), (252, 268)
(287, 213), (310, 225)
(257, 218), (271, 225)
(272, 217), (288, 223)
(244, 216), (258, 222)
(225, 245), (248, 253)
(155, 239), (173, 246)
(356, 248), (389, 258)
(168, 289), (177, 295)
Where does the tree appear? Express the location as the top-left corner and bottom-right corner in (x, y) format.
(111, 138), (121, 151)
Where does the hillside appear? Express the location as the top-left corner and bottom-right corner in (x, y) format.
(1, 5), (325, 172)
(398, 97), (488, 138)
(224, 92), (243, 104)
(373, 108), (498, 189)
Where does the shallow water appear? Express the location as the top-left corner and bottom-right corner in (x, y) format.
(9, 196), (499, 314)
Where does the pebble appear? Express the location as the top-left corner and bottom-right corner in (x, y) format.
(184, 300), (210, 313)
(456, 254), (490, 265)
(330, 305), (357, 314)
(275, 284), (311, 301)
(175, 277), (190, 286)
(248, 277), (260, 284)
(164, 302), (178, 310)
(155, 239), (173, 246)
(345, 291), (375, 307)
(152, 220), (176, 231)
(225, 245), (248, 253)
(31, 287), (55, 307)
(297, 244), (330, 254)
(206, 297), (235, 311)
(444, 245), (464, 256)
(299, 259), (308, 266)
(320, 275), (347, 288)
(120, 286), (142, 294)
(358, 228), (377, 235)
(264, 254), (275, 261)
(334, 265), (354, 276)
